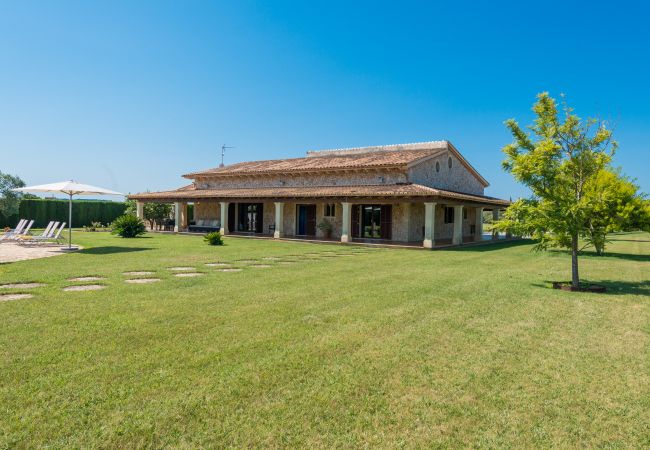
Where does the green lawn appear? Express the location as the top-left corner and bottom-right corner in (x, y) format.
(1, 231), (649, 448)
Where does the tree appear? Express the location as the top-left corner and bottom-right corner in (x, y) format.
(0, 171), (26, 218)
(582, 169), (649, 255)
(497, 92), (617, 288)
(144, 203), (172, 230)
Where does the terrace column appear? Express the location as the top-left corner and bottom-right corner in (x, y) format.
(174, 202), (181, 232)
(423, 202), (436, 249)
(179, 202), (188, 230)
(136, 201), (144, 220)
(474, 207), (484, 242)
(340, 202), (352, 243)
(220, 202), (229, 235)
(273, 202), (284, 238)
(492, 209), (499, 240)
(452, 205), (464, 245)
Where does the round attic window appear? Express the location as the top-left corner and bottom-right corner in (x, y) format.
(435, 161), (440, 172)
(448, 156), (453, 169)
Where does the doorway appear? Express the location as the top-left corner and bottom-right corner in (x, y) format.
(354, 204), (392, 240)
(236, 203), (263, 233)
(296, 204), (316, 236)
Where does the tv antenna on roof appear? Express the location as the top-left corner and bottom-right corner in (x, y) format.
(220, 144), (235, 167)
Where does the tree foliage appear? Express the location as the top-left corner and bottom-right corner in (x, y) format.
(0, 171), (26, 217)
(123, 200), (172, 229)
(497, 92), (618, 287)
(144, 203), (172, 229)
(582, 169), (649, 254)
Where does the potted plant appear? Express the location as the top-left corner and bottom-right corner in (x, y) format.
(317, 218), (333, 239)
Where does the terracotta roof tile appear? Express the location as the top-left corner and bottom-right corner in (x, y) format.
(129, 183), (509, 206)
(183, 149), (443, 178)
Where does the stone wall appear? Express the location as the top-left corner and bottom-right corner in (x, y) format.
(192, 200), (480, 243)
(197, 170), (407, 189)
(408, 152), (485, 195)
(194, 201), (220, 221)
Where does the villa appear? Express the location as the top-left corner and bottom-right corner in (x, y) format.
(129, 141), (510, 248)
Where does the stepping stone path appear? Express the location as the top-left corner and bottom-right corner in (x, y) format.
(68, 276), (106, 282)
(123, 271), (155, 276)
(218, 268), (242, 272)
(249, 264), (271, 268)
(0, 293), (34, 302)
(0, 283), (45, 289)
(236, 260), (257, 263)
(63, 285), (106, 292)
(174, 272), (204, 278)
(205, 262), (231, 267)
(125, 278), (161, 284)
(262, 257), (281, 260)
(168, 267), (196, 271)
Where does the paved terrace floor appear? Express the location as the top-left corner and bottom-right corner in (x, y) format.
(0, 243), (69, 264)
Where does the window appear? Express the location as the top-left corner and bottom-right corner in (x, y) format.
(435, 161), (440, 172)
(463, 208), (467, 220)
(448, 156), (453, 169)
(444, 206), (454, 224)
(324, 203), (336, 217)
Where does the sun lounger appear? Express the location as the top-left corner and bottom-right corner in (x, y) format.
(18, 222), (66, 245)
(0, 219), (27, 241)
(1, 219), (33, 242)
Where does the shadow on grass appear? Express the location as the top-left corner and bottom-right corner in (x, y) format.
(533, 280), (650, 296)
(78, 246), (151, 255)
(548, 249), (650, 263)
(447, 239), (533, 252)
(586, 252), (650, 262)
(608, 239), (650, 243)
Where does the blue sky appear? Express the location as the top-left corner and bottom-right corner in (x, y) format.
(1, 0), (648, 199)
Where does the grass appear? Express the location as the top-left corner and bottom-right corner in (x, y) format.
(1, 231), (649, 448)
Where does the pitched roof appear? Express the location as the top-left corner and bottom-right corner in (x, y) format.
(128, 183), (509, 206)
(182, 140), (489, 187)
(183, 149), (442, 178)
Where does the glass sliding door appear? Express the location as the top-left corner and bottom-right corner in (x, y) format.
(358, 204), (392, 240)
(237, 203), (263, 233)
(362, 205), (382, 239)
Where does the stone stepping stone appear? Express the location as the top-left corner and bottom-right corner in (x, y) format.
(262, 256), (281, 260)
(168, 267), (196, 271)
(174, 272), (204, 278)
(217, 268), (242, 273)
(205, 262), (231, 267)
(68, 276), (106, 282)
(123, 271), (155, 276)
(63, 285), (106, 292)
(236, 260), (258, 263)
(249, 264), (272, 268)
(0, 283), (45, 289)
(0, 293), (34, 302)
(125, 278), (161, 284)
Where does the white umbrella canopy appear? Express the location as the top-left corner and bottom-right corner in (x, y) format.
(13, 180), (124, 250)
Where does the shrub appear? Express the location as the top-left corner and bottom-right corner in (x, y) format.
(111, 215), (146, 238)
(18, 198), (126, 228)
(204, 231), (224, 246)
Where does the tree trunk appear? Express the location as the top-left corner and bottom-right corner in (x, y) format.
(571, 233), (580, 288)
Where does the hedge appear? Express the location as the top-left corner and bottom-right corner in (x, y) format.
(9, 199), (127, 228)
